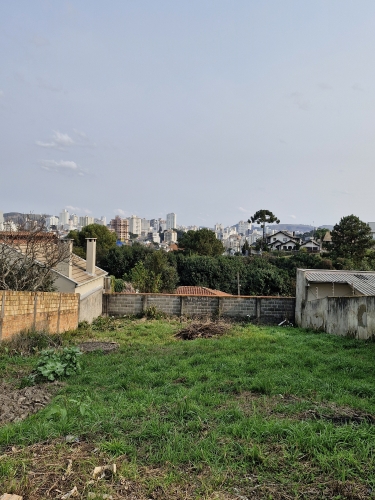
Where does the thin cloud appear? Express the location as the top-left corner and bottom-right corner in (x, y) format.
(237, 207), (250, 213)
(289, 215), (297, 219)
(36, 131), (75, 149)
(332, 189), (350, 195)
(39, 159), (87, 177)
(37, 77), (63, 92)
(317, 83), (332, 90)
(290, 91), (309, 111)
(114, 209), (127, 216)
(36, 130), (95, 150)
(0, 90), (3, 98)
(66, 205), (92, 214)
(352, 83), (364, 91)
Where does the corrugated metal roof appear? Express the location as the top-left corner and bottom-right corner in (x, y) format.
(176, 286), (232, 296)
(305, 270), (375, 296)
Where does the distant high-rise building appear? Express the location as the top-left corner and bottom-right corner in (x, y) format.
(238, 220), (252, 235)
(110, 216), (129, 241)
(166, 213), (176, 230)
(0, 211), (3, 231)
(141, 219), (151, 233)
(128, 215), (142, 236)
(59, 209), (69, 226)
(164, 229), (177, 244)
(79, 216), (94, 228)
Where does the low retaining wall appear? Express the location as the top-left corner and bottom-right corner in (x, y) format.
(301, 296), (375, 339)
(0, 290), (79, 341)
(103, 293), (295, 324)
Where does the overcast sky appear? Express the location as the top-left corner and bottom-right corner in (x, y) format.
(1, 1), (375, 227)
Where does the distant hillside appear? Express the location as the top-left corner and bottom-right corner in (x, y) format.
(260, 224), (315, 233)
(4, 212), (50, 223)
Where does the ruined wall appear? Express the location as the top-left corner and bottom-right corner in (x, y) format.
(0, 291), (79, 341)
(301, 296), (375, 339)
(103, 293), (295, 324)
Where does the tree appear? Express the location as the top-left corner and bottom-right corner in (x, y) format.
(249, 210), (280, 240)
(329, 215), (374, 262)
(314, 228), (329, 241)
(68, 224), (117, 264)
(242, 240), (250, 255)
(178, 229), (224, 256)
(0, 222), (71, 291)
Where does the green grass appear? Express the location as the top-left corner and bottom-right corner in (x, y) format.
(2, 319), (375, 497)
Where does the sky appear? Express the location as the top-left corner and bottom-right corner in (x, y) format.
(1, 1), (375, 228)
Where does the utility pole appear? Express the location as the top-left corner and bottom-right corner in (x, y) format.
(237, 271), (241, 296)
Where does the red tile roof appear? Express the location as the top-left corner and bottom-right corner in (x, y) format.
(176, 286), (232, 296)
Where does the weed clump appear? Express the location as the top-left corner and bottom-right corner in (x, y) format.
(23, 346), (82, 385)
(0, 330), (64, 356)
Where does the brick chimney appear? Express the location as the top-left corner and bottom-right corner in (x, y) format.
(86, 238), (97, 276)
(56, 239), (73, 279)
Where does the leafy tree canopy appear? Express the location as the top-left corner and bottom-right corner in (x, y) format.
(249, 210), (280, 240)
(68, 224), (117, 263)
(178, 228), (224, 256)
(330, 215), (374, 262)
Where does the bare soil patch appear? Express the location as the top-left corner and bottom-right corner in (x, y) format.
(0, 382), (62, 425)
(78, 342), (120, 354)
(175, 321), (230, 340)
(1, 439), (371, 499)
(235, 391), (375, 425)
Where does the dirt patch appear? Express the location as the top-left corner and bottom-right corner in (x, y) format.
(1, 439), (372, 499)
(234, 392), (375, 425)
(0, 382), (62, 425)
(175, 321), (230, 340)
(0, 440), (201, 500)
(78, 342), (120, 354)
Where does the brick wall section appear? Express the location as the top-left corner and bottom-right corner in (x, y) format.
(0, 291), (79, 341)
(103, 293), (295, 324)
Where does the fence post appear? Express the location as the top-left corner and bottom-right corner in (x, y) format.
(33, 292), (38, 331)
(56, 293), (62, 334)
(0, 290), (5, 340)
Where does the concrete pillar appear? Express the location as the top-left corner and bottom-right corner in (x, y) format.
(86, 238), (97, 275)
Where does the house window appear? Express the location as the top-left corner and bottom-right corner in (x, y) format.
(283, 238), (287, 242)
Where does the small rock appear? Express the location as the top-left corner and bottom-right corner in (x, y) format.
(65, 435), (80, 443)
(92, 463), (116, 479)
(0, 494), (23, 500)
(61, 486), (79, 499)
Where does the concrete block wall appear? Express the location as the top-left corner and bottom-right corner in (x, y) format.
(103, 293), (295, 324)
(0, 290), (79, 341)
(301, 295), (375, 339)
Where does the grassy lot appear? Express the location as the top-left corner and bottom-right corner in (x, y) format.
(1, 318), (375, 499)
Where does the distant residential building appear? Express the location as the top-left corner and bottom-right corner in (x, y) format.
(94, 216), (107, 226)
(128, 215), (142, 236)
(0, 211), (4, 231)
(266, 230), (301, 251)
(110, 216), (129, 242)
(166, 213), (176, 230)
(238, 220), (252, 235)
(141, 218), (151, 234)
(70, 214), (79, 227)
(46, 216), (59, 230)
(59, 209), (69, 227)
(164, 229), (177, 244)
(79, 216), (95, 228)
(368, 222), (375, 239)
(300, 239), (320, 253)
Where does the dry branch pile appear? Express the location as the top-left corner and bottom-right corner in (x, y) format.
(175, 321), (230, 340)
